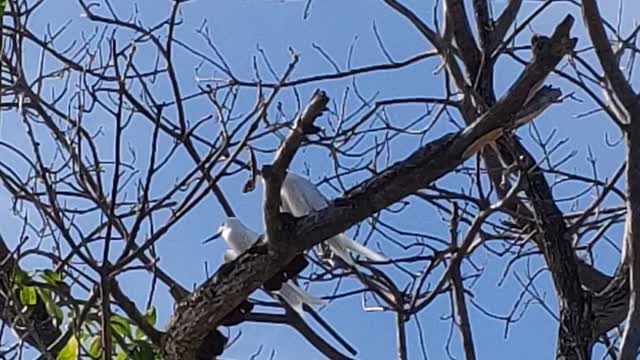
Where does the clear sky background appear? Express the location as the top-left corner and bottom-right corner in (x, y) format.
(1, 0), (639, 359)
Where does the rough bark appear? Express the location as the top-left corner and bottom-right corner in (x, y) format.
(160, 17), (575, 358)
(582, 0), (640, 357)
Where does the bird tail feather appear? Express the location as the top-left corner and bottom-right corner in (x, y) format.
(276, 282), (326, 316)
(331, 234), (388, 263)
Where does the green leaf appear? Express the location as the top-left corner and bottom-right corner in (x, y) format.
(115, 353), (127, 360)
(110, 315), (132, 339)
(36, 288), (63, 326)
(135, 307), (157, 339)
(40, 270), (62, 285)
(0, 0), (5, 12)
(131, 341), (157, 360)
(88, 335), (101, 359)
(143, 307), (156, 326)
(56, 335), (78, 360)
(134, 327), (144, 340)
(19, 286), (37, 306)
(13, 269), (30, 286)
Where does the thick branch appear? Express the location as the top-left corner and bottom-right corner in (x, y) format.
(514, 141), (592, 358)
(445, 0), (481, 78)
(591, 267), (628, 340)
(472, 0), (492, 50)
(581, 2), (640, 357)
(490, 0), (523, 53)
(619, 126), (640, 358)
(161, 17), (575, 359)
(582, 0), (639, 115)
(484, 139), (630, 342)
(262, 91), (329, 247)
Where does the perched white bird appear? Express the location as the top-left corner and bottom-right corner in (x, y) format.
(219, 218), (326, 316)
(279, 172), (388, 266)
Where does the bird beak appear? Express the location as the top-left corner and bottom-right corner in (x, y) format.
(202, 231), (223, 245)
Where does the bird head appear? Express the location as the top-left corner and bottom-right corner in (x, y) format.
(219, 217), (243, 240)
(222, 217), (250, 229)
(218, 217), (261, 251)
(202, 218), (239, 245)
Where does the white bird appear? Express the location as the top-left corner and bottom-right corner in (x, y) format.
(219, 218), (326, 316)
(279, 172), (388, 266)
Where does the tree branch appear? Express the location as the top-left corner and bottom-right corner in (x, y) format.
(160, 17), (575, 359)
(490, 0), (523, 54)
(449, 205), (477, 360)
(445, 0), (481, 78)
(262, 90), (329, 247)
(582, 1), (640, 357)
(582, 0), (639, 115)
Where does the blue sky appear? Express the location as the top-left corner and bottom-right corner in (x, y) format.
(1, 0), (638, 359)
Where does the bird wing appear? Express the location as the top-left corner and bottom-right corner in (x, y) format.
(282, 174), (388, 264)
(281, 173), (329, 216)
(281, 193), (294, 214)
(223, 249), (239, 262)
(237, 227), (260, 251)
(329, 233), (388, 263)
(221, 219), (261, 253)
